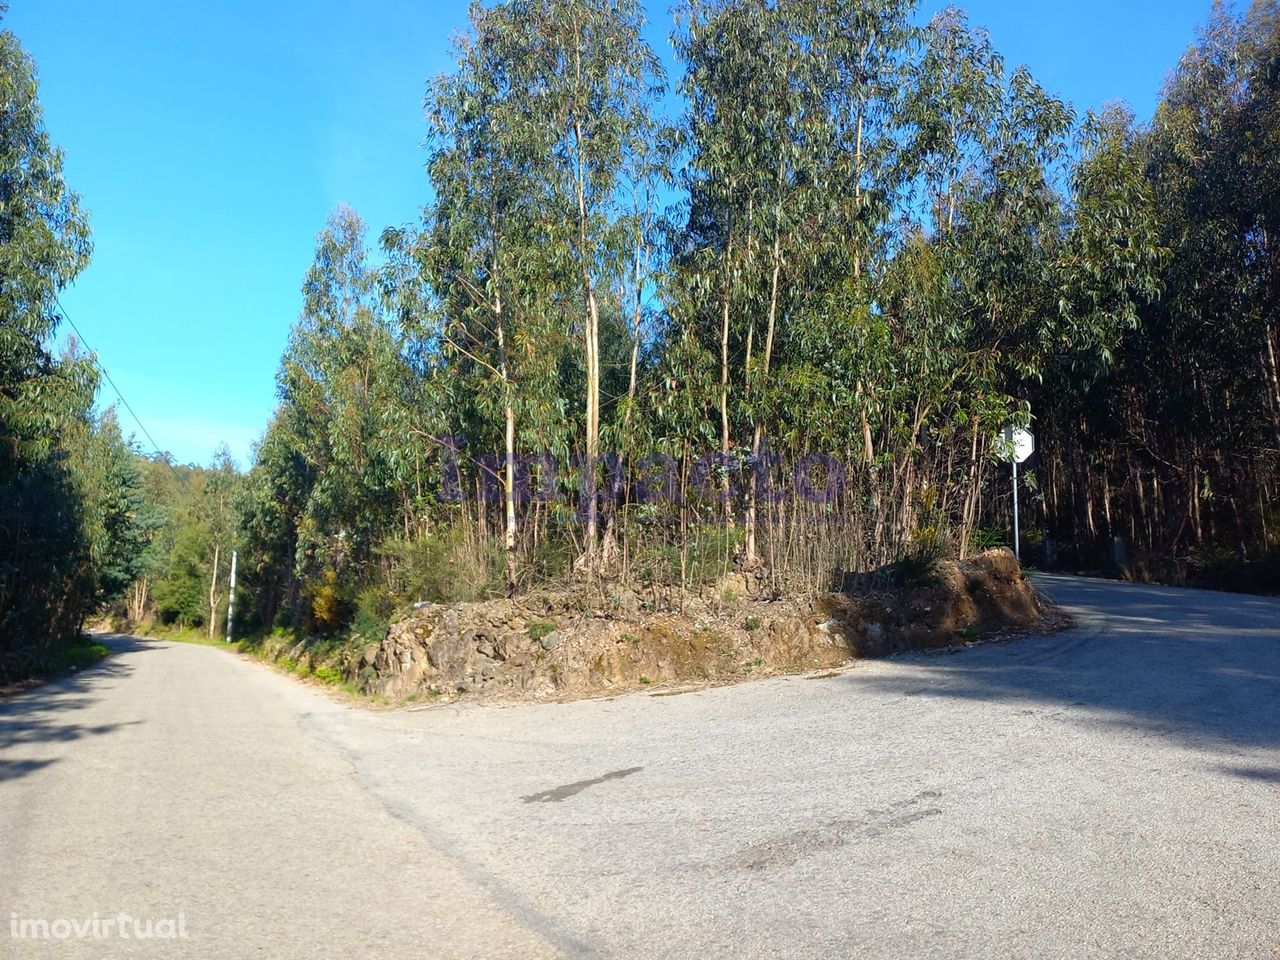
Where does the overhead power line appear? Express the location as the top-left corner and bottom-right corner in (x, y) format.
(55, 296), (169, 459)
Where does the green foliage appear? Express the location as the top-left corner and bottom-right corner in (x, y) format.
(280, 208), (422, 580)
(0, 17), (158, 675)
(378, 527), (504, 605)
(526, 620), (556, 643)
(312, 664), (344, 686)
(351, 585), (393, 642)
(12, 0), (1276, 666)
(1031, 2), (1280, 570)
(628, 522), (743, 588)
(153, 521), (214, 626)
(304, 569), (350, 635)
(144, 449), (239, 638)
(969, 526), (1007, 552)
(890, 535), (951, 588)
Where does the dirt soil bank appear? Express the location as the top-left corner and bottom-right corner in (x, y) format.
(336, 548), (1047, 704)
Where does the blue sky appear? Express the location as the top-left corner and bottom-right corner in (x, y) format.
(11, 0), (1210, 467)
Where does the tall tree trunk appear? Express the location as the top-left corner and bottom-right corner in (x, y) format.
(854, 107), (864, 279)
(959, 420), (981, 559)
(127, 576), (149, 625)
(492, 276), (518, 595)
(719, 236), (734, 532)
(745, 230), (782, 569)
(603, 220), (649, 573)
(207, 543), (221, 640)
(1264, 325), (1280, 445)
(571, 36), (601, 572)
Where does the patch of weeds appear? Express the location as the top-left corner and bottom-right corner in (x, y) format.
(744, 616), (762, 631)
(312, 665), (344, 685)
(527, 620), (557, 643)
(148, 625), (245, 650)
(639, 675), (653, 685)
(745, 656), (764, 671)
(969, 526), (1007, 551)
(620, 632), (642, 646)
(351, 585), (393, 643)
(891, 538), (949, 587)
(47, 640), (109, 674)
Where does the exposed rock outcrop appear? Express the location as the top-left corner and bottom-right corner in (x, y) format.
(361, 548), (1044, 703)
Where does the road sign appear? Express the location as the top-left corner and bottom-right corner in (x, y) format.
(997, 426), (1035, 464)
(995, 426), (1035, 562)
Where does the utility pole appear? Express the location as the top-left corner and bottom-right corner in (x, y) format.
(225, 549), (238, 643)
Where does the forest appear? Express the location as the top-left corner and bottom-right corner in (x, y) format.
(2, 0), (1277, 676)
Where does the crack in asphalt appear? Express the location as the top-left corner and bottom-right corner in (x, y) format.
(521, 765), (645, 803)
(721, 789), (945, 872)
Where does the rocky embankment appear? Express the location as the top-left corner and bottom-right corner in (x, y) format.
(349, 548), (1044, 703)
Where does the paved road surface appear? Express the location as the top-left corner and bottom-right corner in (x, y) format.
(2, 576), (1278, 959)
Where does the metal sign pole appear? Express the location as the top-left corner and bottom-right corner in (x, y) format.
(997, 422), (1033, 563)
(1012, 460), (1020, 561)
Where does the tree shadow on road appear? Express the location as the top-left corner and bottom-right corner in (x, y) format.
(0, 634), (152, 783)
(848, 576), (1280, 775)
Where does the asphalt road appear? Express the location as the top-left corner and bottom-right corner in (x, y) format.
(2, 575), (1277, 959)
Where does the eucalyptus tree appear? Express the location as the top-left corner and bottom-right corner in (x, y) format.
(142, 457), (241, 634)
(899, 7), (1005, 237)
(201, 446), (238, 638)
(516, 0), (666, 571)
(415, 0), (666, 581)
(63, 410), (160, 613)
(672, 0), (916, 566)
(1031, 1), (1280, 566)
(278, 207), (416, 596)
(413, 0), (572, 591)
(234, 410), (313, 630)
(806, 7), (1102, 554)
(0, 6), (104, 664)
(0, 8), (93, 471)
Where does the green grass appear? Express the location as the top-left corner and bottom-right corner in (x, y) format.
(46, 639), (109, 673)
(0, 638), (110, 690)
(527, 620), (557, 643)
(140, 623), (246, 651)
(130, 623), (369, 700)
